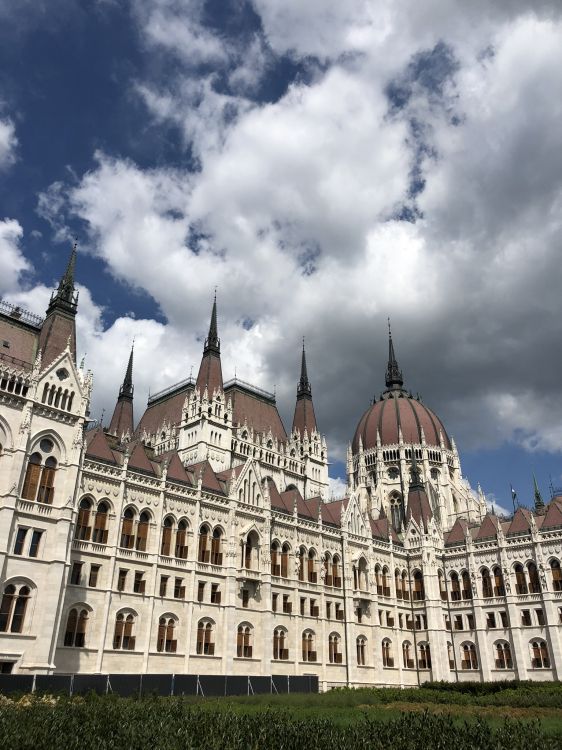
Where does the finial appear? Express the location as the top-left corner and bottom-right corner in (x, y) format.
(203, 292), (220, 353)
(533, 473), (545, 512)
(385, 318), (404, 390)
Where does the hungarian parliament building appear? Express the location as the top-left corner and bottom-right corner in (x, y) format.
(0, 248), (561, 688)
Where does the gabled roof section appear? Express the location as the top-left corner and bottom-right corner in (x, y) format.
(228, 384), (287, 442)
(267, 477), (292, 514)
(407, 486), (433, 532)
(280, 486), (312, 519)
(135, 383), (193, 439)
(507, 507), (533, 535)
(128, 442), (156, 475)
(473, 514), (500, 540)
(321, 500), (344, 527)
(185, 459), (226, 495)
(165, 452), (193, 485)
(85, 427), (118, 465)
(445, 518), (470, 545)
(370, 517), (400, 542)
(542, 498), (562, 530)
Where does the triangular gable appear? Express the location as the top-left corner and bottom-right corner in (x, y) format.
(215, 463), (245, 483)
(342, 494), (368, 535)
(445, 518), (469, 545)
(165, 452), (192, 485)
(128, 442), (156, 475)
(85, 428), (117, 464)
(407, 486), (433, 533)
(321, 500), (343, 527)
(507, 507), (532, 535)
(280, 487), (313, 519)
(186, 460), (225, 494)
(473, 514), (500, 540)
(541, 499), (562, 530)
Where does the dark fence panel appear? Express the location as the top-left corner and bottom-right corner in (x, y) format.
(198, 675), (225, 696)
(35, 675), (72, 694)
(73, 674), (108, 695)
(141, 674), (174, 696)
(173, 674), (198, 696)
(289, 675), (316, 694)
(0, 674), (34, 694)
(249, 676), (271, 695)
(272, 674), (289, 694)
(107, 674), (142, 697)
(225, 675), (248, 696)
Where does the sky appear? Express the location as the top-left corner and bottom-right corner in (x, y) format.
(2, 1), (562, 513)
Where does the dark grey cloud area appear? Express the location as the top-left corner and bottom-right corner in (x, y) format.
(2, 0), (562, 480)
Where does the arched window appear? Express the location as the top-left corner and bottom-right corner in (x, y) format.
(514, 563), (527, 594)
(21, 454), (42, 502)
(75, 498), (92, 540)
(302, 630), (316, 662)
(157, 617), (177, 653)
(37, 457), (57, 504)
(418, 642), (431, 670)
(64, 608), (88, 647)
(401, 570), (409, 600)
(273, 628), (288, 660)
(113, 612), (135, 650)
(382, 639), (393, 668)
(531, 640), (550, 669)
(402, 640), (414, 669)
(176, 520), (188, 560)
(328, 633), (342, 664)
(447, 641), (455, 670)
(236, 624), (253, 658)
(281, 543), (290, 578)
(93, 501), (109, 544)
(211, 528), (222, 565)
(196, 620), (214, 655)
(390, 492), (402, 529)
(297, 547), (306, 581)
(356, 558), (368, 592)
(198, 524), (210, 562)
(332, 555), (341, 587)
(495, 641), (513, 669)
(461, 571), (472, 599)
(307, 549), (317, 583)
(551, 559), (561, 591)
(271, 542), (280, 576)
(450, 572), (461, 601)
(461, 642), (478, 670)
(493, 566), (505, 597)
(323, 553), (332, 586)
(243, 531), (259, 570)
(412, 570), (425, 601)
(356, 636), (366, 666)
(120, 508), (135, 549)
(0, 584), (31, 633)
(136, 511), (150, 551)
(481, 568), (493, 598)
(527, 562), (541, 594)
(438, 570), (446, 601)
(374, 564), (382, 594)
(161, 517), (173, 556)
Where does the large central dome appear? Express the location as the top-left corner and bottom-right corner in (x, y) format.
(352, 327), (451, 452)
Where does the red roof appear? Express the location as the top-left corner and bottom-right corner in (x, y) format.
(185, 460), (226, 495)
(268, 478), (293, 513)
(507, 507), (532, 535)
(85, 428), (119, 464)
(128, 442), (156, 475)
(407, 485), (433, 532)
(353, 391), (451, 452)
(135, 384), (193, 439)
(292, 396), (318, 437)
(473, 514), (500, 540)
(227, 384), (287, 443)
(196, 350), (223, 395)
(165, 452), (192, 485)
(445, 518), (470, 545)
(108, 398), (133, 439)
(542, 498), (562, 529)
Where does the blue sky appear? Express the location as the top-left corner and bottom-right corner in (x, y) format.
(2, 1), (562, 512)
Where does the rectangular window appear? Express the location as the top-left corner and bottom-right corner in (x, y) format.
(197, 581), (205, 602)
(159, 576), (168, 598)
(310, 599), (319, 617)
(521, 609), (531, 626)
(466, 614), (474, 630)
(535, 608), (545, 626)
(13, 528), (28, 555)
(326, 602), (331, 619)
(89, 564), (100, 587)
(335, 603), (343, 621)
(282, 594), (291, 614)
(300, 597), (306, 616)
(486, 612), (496, 628)
(454, 615), (463, 631)
(357, 607), (362, 624)
(242, 589), (249, 608)
(70, 562), (83, 585)
(133, 571), (145, 594)
(174, 577), (185, 599)
(210, 583), (221, 604)
(28, 530), (43, 558)
(117, 568), (128, 592)
(272, 593), (278, 613)
(500, 610), (508, 628)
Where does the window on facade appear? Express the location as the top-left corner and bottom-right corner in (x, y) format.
(514, 563), (527, 594)
(117, 568), (128, 592)
(495, 641), (512, 669)
(531, 640), (550, 669)
(302, 631), (316, 662)
(454, 615), (463, 631)
(521, 609), (532, 626)
(402, 641), (414, 669)
(493, 567), (505, 597)
(437, 570), (446, 601)
(75, 498), (92, 540)
(161, 517), (173, 556)
(120, 508), (135, 549)
(113, 613), (135, 650)
(481, 568), (493, 598)
(159, 576), (168, 598)
(418, 643), (431, 670)
(461, 643), (478, 670)
(242, 589), (249, 608)
(307, 550), (317, 583)
(29, 530), (43, 558)
(310, 599), (319, 617)
(298, 547), (306, 582)
(328, 633), (342, 664)
(211, 528), (222, 565)
(283, 594), (292, 614)
(535, 608), (545, 627)
(332, 556), (342, 588)
(528, 563), (541, 594)
(273, 628), (288, 660)
(37, 457), (57, 504)
(197, 581), (205, 602)
(271, 542), (280, 576)
(382, 639), (393, 668)
(390, 492), (402, 529)
(0, 584), (30, 633)
(92, 502), (109, 544)
(551, 559), (562, 591)
(174, 578), (185, 599)
(237, 625), (252, 658)
(198, 525), (210, 562)
(486, 612), (496, 629)
(447, 642), (455, 670)
(196, 620), (214, 655)
(500, 610), (509, 628)
(175, 520), (188, 559)
(280, 543), (290, 578)
(133, 571), (145, 594)
(461, 571), (472, 599)
(412, 571), (425, 601)
(211, 583), (221, 604)
(157, 617), (177, 653)
(89, 564), (100, 587)
(272, 593), (278, 612)
(22, 448), (58, 505)
(64, 608), (88, 647)
(70, 562), (83, 585)
(13, 528), (28, 555)
(450, 573), (461, 601)
(136, 512), (150, 552)
(401, 571), (409, 600)
(356, 636), (366, 666)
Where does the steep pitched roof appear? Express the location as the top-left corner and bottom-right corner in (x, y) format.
(267, 477), (293, 514)
(507, 507), (533, 535)
(85, 427), (118, 464)
(128, 442), (156, 475)
(280, 486), (312, 519)
(165, 452), (192, 485)
(227, 384), (287, 442)
(135, 384), (193, 439)
(473, 514), (500, 540)
(321, 500), (344, 527)
(185, 460), (226, 495)
(445, 518), (470, 545)
(542, 498), (562, 530)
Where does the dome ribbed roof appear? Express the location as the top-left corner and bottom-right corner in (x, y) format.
(352, 391), (451, 452)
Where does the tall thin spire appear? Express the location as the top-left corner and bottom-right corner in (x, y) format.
(120, 342), (134, 399)
(39, 242), (79, 367)
(385, 317), (404, 390)
(297, 338), (312, 398)
(533, 474), (545, 512)
(204, 291), (220, 354)
(196, 293), (223, 394)
(109, 343), (135, 439)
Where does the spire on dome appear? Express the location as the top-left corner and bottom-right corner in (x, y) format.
(385, 318), (404, 390)
(533, 474), (545, 513)
(109, 342), (135, 439)
(196, 293), (223, 394)
(292, 339), (318, 437)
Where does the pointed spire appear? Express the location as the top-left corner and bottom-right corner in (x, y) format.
(48, 242), (78, 314)
(39, 243), (79, 367)
(385, 318), (404, 390)
(120, 342), (134, 399)
(533, 474), (545, 512)
(204, 291), (220, 354)
(196, 293), (223, 394)
(292, 338), (318, 437)
(109, 343), (135, 439)
(297, 338), (312, 398)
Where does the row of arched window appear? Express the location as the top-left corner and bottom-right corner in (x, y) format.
(439, 561), (561, 599)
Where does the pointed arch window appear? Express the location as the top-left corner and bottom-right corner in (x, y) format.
(157, 617), (177, 653)
(328, 633), (342, 664)
(22, 453), (42, 501)
(136, 511), (150, 551)
(356, 636), (366, 666)
(236, 624), (252, 658)
(450, 572), (461, 601)
(198, 525), (210, 563)
(495, 641), (512, 669)
(273, 628), (288, 660)
(161, 517), (173, 556)
(176, 520), (188, 560)
(196, 620), (214, 655)
(382, 639), (393, 668)
(0, 584), (30, 633)
(307, 550), (317, 583)
(113, 612), (135, 650)
(120, 508), (135, 549)
(75, 498), (93, 541)
(412, 571), (425, 600)
(461, 642), (478, 670)
(302, 630), (316, 662)
(527, 562), (541, 594)
(514, 563), (527, 594)
(332, 556), (341, 588)
(550, 559), (561, 591)
(280, 543), (290, 578)
(270, 542), (280, 576)
(402, 640), (414, 669)
(481, 568), (493, 598)
(531, 640), (550, 669)
(93, 501), (109, 544)
(461, 571), (472, 599)
(418, 642), (431, 670)
(64, 608), (88, 647)
(492, 566), (505, 597)
(210, 528), (222, 565)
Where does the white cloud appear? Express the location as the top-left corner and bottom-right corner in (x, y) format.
(0, 117), (17, 171)
(328, 476), (347, 499)
(0, 219), (28, 296)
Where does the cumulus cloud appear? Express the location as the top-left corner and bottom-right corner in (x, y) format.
(0, 117), (17, 171)
(22, 2), (562, 473)
(0, 220), (28, 296)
